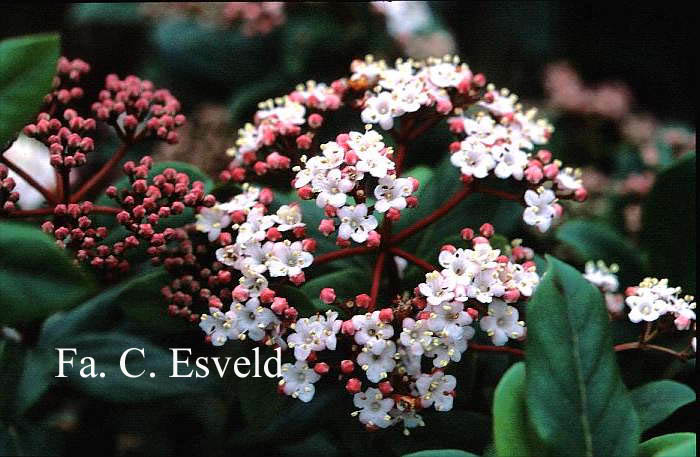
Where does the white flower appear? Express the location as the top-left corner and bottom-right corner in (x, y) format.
(399, 318), (433, 356)
(287, 311), (342, 361)
(479, 89), (518, 117)
(227, 297), (279, 341)
(337, 204), (378, 242)
(196, 205), (232, 242)
(393, 79), (428, 113)
(353, 388), (395, 428)
(479, 300), (525, 345)
(425, 332), (470, 367)
(361, 91), (404, 130)
(508, 263), (540, 297)
(556, 167), (583, 193)
(492, 143), (529, 180)
(219, 185), (261, 212)
(626, 293), (667, 323)
(357, 340), (397, 382)
(466, 269), (506, 303)
(238, 270), (269, 297)
(199, 307), (235, 346)
(267, 240), (313, 278)
(351, 311), (395, 353)
(428, 62), (460, 88)
(451, 139), (495, 178)
(235, 123), (263, 154)
(314, 168), (355, 208)
(280, 361), (321, 402)
(583, 261), (619, 293)
(415, 371), (456, 411)
(235, 207), (273, 244)
(439, 248), (479, 287)
(426, 301), (473, 339)
(523, 189), (558, 232)
(314, 141), (346, 170)
(216, 244), (243, 268)
(374, 176), (413, 213)
(347, 129), (385, 155)
(355, 147), (395, 179)
(418, 271), (456, 306)
(272, 204), (305, 231)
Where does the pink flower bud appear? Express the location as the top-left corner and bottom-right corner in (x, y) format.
(441, 244), (456, 253)
(336, 237), (350, 248)
(341, 320), (355, 335)
(340, 359), (355, 374)
(472, 236), (489, 245)
(266, 227), (282, 241)
(525, 165), (544, 184)
(266, 152), (291, 169)
(290, 272), (306, 285)
(253, 161), (268, 176)
(386, 208), (401, 222)
(543, 163), (559, 180)
(319, 219), (335, 236)
(302, 238), (317, 252)
(536, 149), (553, 164)
(436, 99), (453, 114)
(504, 289), (521, 303)
(553, 203), (563, 218)
(284, 306), (298, 320)
(366, 231), (381, 247)
(467, 307), (479, 320)
(378, 381), (394, 395)
(232, 285), (249, 302)
(460, 228), (474, 240)
(345, 378), (362, 394)
(344, 150), (359, 165)
(259, 188), (274, 204)
(473, 73), (486, 87)
(457, 77), (472, 94)
(320, 288), (336, 304)
(378, 308), (393, 323)
(355, 294), (372, 309)
(297, 185), (313, 200)
(479, 223), (495, 237)
(292, 226), (307, 239)
(406, 196), (418, 208)
(625, 286), (638, 297)
(574, 187), (588, 202)
(324, 205), (337, 217)
(313, 362), (329, 375)
(308, 113), (323, 128)
(260, 288), (276, 303)
(296, 134), (312, 149)
(271, 297), (289, 314)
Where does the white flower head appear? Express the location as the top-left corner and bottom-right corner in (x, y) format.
(353, 387), (395, 428)
(523, 188), (558, 232)
(337, 204), (378, 243)
(280, 360), (321, 402)
(479, 299), (525, 345)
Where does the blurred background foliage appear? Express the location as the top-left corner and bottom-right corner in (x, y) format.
(0, 3), (695, 457)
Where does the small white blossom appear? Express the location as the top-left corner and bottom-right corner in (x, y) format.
(195, 205), (232, 242)
(523, 188), (558, 232)
(353, 388), (395, 428)
(280, 361), (321, 402)
(374, 176), (413, 213)
(337, 204), (378, 243)
(357, 340), (397, 382)
(227, 297), (279, 341)
(415, 371), (456, 411)
(479, 300), (525, 345)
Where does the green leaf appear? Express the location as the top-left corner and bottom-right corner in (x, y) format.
(640, 152), (696, 290)
(301, 268), (371, 311)
(638, 433), (696, 457)
(277, 284), (318, 316)
(493, 362), (537, 457)
(68, 3), (143, 25)
(14, 349), (54, 415)
(0, 33), (59, 146)
(0, 222), (97, 325)
(556, 219), (644, 283)
(402, 450), (480, 457)
(526, 255), (640, 457)
(630, 380), (696, 432)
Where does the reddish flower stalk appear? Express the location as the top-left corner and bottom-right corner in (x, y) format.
(369, 251), (387, 311)
(389, 247), (437, 272)
(391, 182), (474, 245)
(469, 343), (525, 356)
(0, 154), (58, 204)
(312, 245), (378, 267)
(614, 341), (689, 360)
(71, 142), (130, 202)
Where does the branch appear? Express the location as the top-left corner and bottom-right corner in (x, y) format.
(369, 251), (387, 311)
(475, 184), (524, 203)
(71, 142), (130, 202)
(389, 247), (437, 272)
(614, 341), (690, 361)
(391, 183), (473, 245)
(0, 154), (57, 204)
(312, 245), (377, 267)
(470, 343), (524, 357)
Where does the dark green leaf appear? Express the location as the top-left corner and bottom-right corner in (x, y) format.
(493, 362), (537, 457)
(14, 350), (53, 415)
(638, 433), (696, 457)
(301, 268), (371, 311)
(630, 380), (696, 432)
(0, 33), (59, 146)
(640, 152), (696, 290)
(556, 219), (644, 283)
(526, 256), (640, 457)
(0, 222), (97, 325)
(277, 284), (319, 316)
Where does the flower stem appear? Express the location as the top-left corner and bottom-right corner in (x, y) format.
(614, 341), (689, 360)
(391, 182), (473, 245)
(71, 142), (130, 203)
(312, 245), (377, 267)
(469, 343), (524, 356)
(389, 247), (436, 272)
(369, 251), (387, 311)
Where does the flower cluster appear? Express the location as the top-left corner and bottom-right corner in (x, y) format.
(92, 74), (185, 144)
(274, 227), (538, 433)
(625, 278), (696, 331)
(293, 127), (418, 244)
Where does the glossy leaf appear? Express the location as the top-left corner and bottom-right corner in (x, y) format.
(630, 380), (696, 432)
(526, 255), (640, 457)
(493, 362), (537, 457)
(0, 33), (59, 146)
(0, 222), (97, 325)
(638, 433), (696, 457)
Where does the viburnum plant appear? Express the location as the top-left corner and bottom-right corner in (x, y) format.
(1, 33), (695, 457)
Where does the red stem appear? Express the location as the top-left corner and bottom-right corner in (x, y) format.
(389, 247), (437, 272)
(369, 251), (387, 311)
(312, 245), (377, 267)
(391, 182), (473, 245)
(393, 144), (408, 176)
(71, 142), (130, 203)
(470, 343), (524, 357)
(475, 184), (523, 203)
(0, 154), (57, 204)
(614, 341), (689, 360)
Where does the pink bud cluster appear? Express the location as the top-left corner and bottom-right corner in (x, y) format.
(92, 74), (185, 143)
(23, 110), (96, 169)
(0, 165), (19, 214)
(43, 57), (90, 106)
(107, 156), (215, 265)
